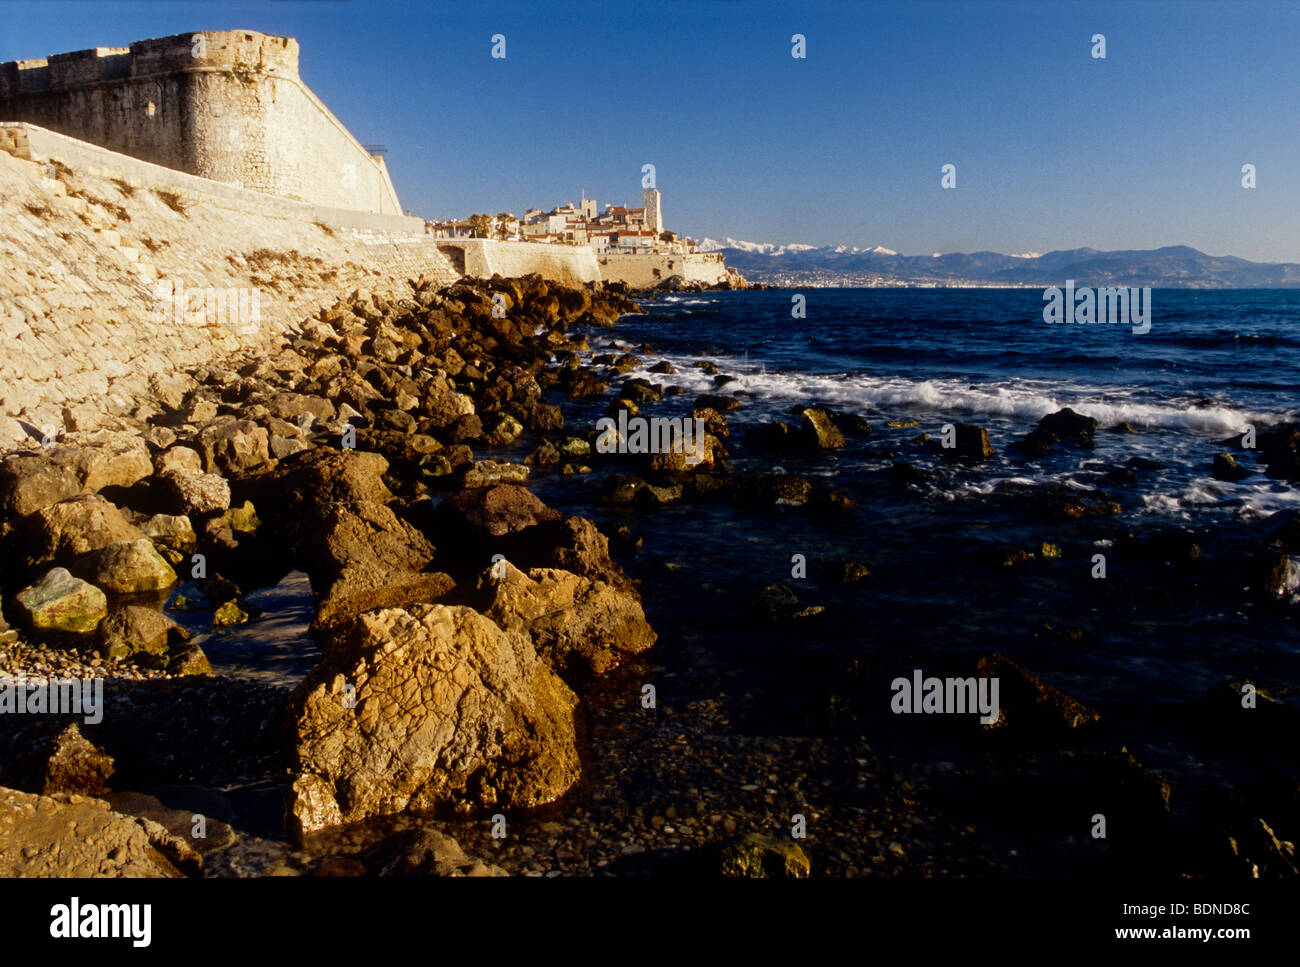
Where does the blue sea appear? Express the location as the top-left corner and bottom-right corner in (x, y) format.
(521, 288), (1300, 781)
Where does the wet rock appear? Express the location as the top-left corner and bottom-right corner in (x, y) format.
(735, 474), (813, 506)
(798, 408), (846, 450)
(286, 604), (580, 836)
(887, 461), (930, 488)
(696, 393), (740, 412)
(833, 561), (871, 584)
(213, 600), (249, 626)
(97, 605), (187, 663)
(471, 561), (656, 679)
(944, 423), (994, 460)
(976, 653), (1101, 733)
(525, 442), (561, 467)
(744, 421), (798, 453)
(15, 568), (107, 633)
(159, 468), (231, 516)
(600, 474), (648, 504)
(719, 833), (811, 878)
(40, 724), (114, 797)
(167, 643), (213, 676)
(458, 460), (530, 488)
(1212, 453), (1252, 482)
(77, 538), (178, 593)
(25, 494), (145, 565)
(360, 827), (507, 877)
(0, 454), (80, 518)
(0, 787), (181, 876)
(1037, 408), (1098, 447)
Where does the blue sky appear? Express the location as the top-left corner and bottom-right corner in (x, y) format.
(3, 0), (1299, 261)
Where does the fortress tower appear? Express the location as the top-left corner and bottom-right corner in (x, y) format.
(642, 187), (662, 234)
(0, 30), (402, 214)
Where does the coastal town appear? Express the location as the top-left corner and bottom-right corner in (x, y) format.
(427, 186), (702, 256)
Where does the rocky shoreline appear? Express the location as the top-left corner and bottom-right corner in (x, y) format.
(0, 274), (1296, 878)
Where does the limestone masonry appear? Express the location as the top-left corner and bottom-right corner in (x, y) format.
(0, 31), (402, 215)
(0, 29), (736, 447)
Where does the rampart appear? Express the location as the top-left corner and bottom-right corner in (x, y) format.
(0, 123), (457, 446)
(0, 30), (402, 214)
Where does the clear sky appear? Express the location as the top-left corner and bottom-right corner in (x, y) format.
(3, 0), (1298, 261)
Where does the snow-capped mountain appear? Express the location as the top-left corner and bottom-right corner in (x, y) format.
(693, 239), (1300, 288)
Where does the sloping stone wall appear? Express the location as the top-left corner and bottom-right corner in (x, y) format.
(0, 124), (458, 447)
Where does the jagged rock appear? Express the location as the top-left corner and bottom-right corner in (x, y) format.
(240, 448), (392, 520)
(0, 454), (80, 518)
(159, 468), (231, 516)
(40, 724), (114, 797)
(471, 561), (656, 679)
(25, 494), (145, 565)
(745, 421), (798, 453)
(212, 600), (248, 626)
(138, 513), (197, 549)
(946, 423), (995, 460)
(222, 500), (261, 534)
(46, 431), (154, 494)
(105, 790), (237, 855)
(360, 827), (507, 877)
(196, 419), (271, 475)
(286, 604), (580, 836)
(97, 605), (187, 662)
(976, 653), (1100, 733)
(720, 833), (811, 878)
(301, 501), (434, 575)
(313, 563), (455, 630)
(458, 460), (530, 488)
(799, 408), (846, 450)
(0, 787), (181, 876)
(1213, 453), (1253, 482)
(167, 643), (213, 676)
(736, 473), (813, 506)
(429, 484), (561, 551)
(484, 414), (524, 447)
(154, 446), (204, 476)
(15, 568), (107, 633)
(77, 539), (178, 594)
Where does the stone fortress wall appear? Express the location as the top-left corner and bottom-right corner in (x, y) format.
(0, 31), (402, 214)
(0, 122), (458, 447)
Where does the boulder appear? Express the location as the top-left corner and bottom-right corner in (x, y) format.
(1036, 408), (1098, 448)
(0, 454), (80, 518)
(1212, 453), (1252, 482)
(167, 643), (214, 676)
(458, 460), (530, 488)
(798, 408), (846, 450)
(137, 513), (197, 549)
(47, 431), (153, 493)
(360, 827), (507, 877)
(159, 469), (231, 516)
(40, 724), (114, 797)
(15, 568), (107, 633)
(97, 605), (187, 662)
(471, 562), (656, 678)
(313, 563), (455, 631)
(286, 604), (580, 836)
(240, 448), (392, 520)
(429, 484), (561, 550)
(25, 494), (145, 564)
(154, 446), (203, 476)
(0, 787), (181, 876)
(77, 539), (178, 594)
(976, 653), (1101, 733)
(196, 419), (271, 475)
(720, 833), (811, 878)
(947, 423), (995, 460)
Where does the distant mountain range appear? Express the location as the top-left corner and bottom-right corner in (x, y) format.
(696, 238), (1300, 288)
